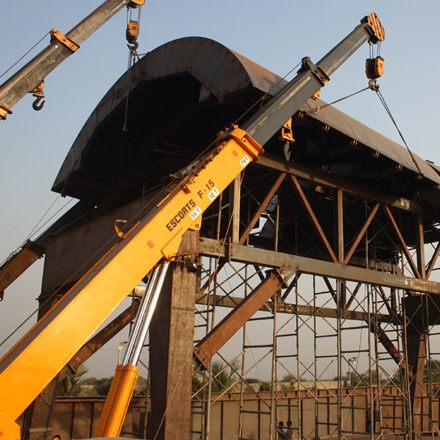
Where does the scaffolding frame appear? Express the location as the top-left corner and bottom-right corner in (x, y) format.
(184, 156), (440, 440)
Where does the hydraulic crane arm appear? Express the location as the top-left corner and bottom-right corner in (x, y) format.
(0, 0), (143, 120)
(0, 13), (384, 440)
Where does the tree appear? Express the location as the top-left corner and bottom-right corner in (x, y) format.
(424, 359), (440, 383)
(94, 377), (114, 395)
(134, 376), (148, 395)
(57, 365), (98, 396)
(259, 382), (272, 391)
(245, 377), (261, 384)
(282, 374), (295, 382)
(210, 360), (239, 393)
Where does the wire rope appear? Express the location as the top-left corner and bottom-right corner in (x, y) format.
(122, 4), (142, 131)
(233, 61), (302, 128)
(25, 195), (62, 241)
(26, 198), (74, 241)
(0, 197), (74, 269)
(0, 162), (235, 348)
(306, 86), (370, 115)
(0, 31), (50, 80)
(374, 87), (423, 175)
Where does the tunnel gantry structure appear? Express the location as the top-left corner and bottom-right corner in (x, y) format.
(22, 36), (440, 439)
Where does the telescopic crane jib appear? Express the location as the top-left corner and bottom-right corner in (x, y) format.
(0, 0), (144, 121)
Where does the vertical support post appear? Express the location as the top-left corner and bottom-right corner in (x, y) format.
(337, 189), (344, 264)
(149, 230), (199, 440)
(416, 215), (426, 279)
(406, 295), (428, 436)
(407, 215), (428, 436)
(230, 176), (241, 243)
(336, 189), (346, 308)
(270, 298), (277, 440)
(336, 278), (342, 440)
(407, 327), (427, 435)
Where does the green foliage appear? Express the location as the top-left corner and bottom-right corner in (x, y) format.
(245, 377), (261, 384)
(392, 376), (402, 385)
(211, 360), (239, 393)
(56, 365), (99, 396)
(59, 373), (150, 396)
(134, 376), (148, 395)
(259, 382), (272, 391)
(94, 377), (114, 396)
(424, 359), (440, 383)
(281, 374), (295, 382)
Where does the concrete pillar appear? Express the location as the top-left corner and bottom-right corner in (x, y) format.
(149, 230), (198, 439)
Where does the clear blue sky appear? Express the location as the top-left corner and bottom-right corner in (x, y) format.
(1, 0), (439, 378)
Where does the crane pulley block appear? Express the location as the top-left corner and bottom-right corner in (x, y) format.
(126, 21), (140, 45)
(366, 56), (384, 80)
(128, 0), (144, 7)
(362, 12), (385, 43)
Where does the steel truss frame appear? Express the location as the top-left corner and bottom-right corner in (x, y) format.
(184, 155), (440, 440)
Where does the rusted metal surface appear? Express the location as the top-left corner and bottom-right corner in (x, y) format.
(198, 238), (440, 295)
(194, 268), (295, 369)
(22, 385), (440, 440)
(48, 396), (146, 440)
(239, 173), (286, 245)
(194, 293), (399, 324)
(302, 98), (440, 184)
(257, 154), (439, 219)
(52, 37), (282, 202)
(53, 36), (440, 209)
(289, 174), (338, 263)
(383, 204), (422, 279)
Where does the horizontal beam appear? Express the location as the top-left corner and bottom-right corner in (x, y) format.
(256, 154), (438, 219)
(199, 238), (440, 295)
(195, 293), (398, 324)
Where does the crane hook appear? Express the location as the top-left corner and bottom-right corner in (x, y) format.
(31, 82), (45, 111)
(32, 95), (45, 111)
(127, 42), (139, 51)
(368, 79), (380, 92)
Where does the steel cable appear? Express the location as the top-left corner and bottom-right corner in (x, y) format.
(374, 87), (423, 175)
(306, 86), (369, 115)
(0, 31), (50, 80)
